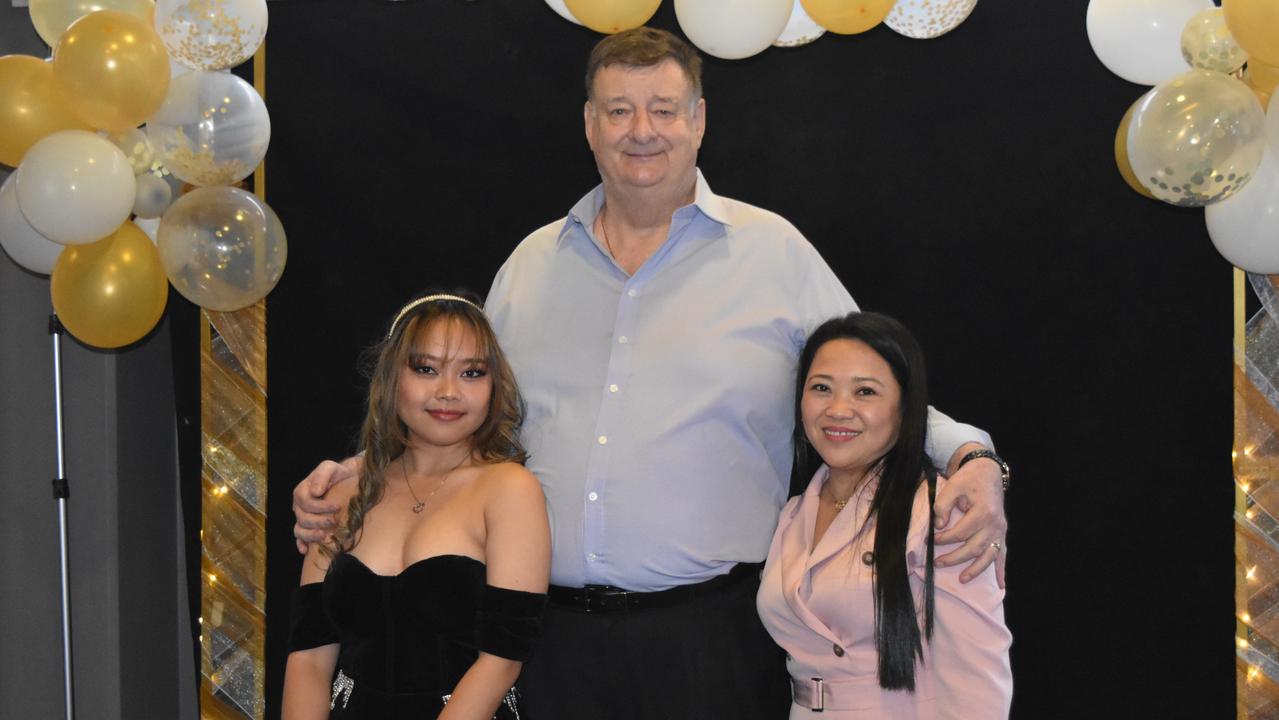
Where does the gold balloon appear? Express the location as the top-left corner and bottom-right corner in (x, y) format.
(28, 0), (155, 49)
(1223, 0), (1279, 67)
(0, 55), (91, 167)
(563, 0), (660, 34)
(1247, 59), (1279, 96)
(52, 10), (170, 133)
(51, 221), (168, 348)
(801, 0), (895, 34)
(1115, 97), (1155, 200)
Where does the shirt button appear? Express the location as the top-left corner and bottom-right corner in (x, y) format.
(587, 553), (597, 562)
(862, 552), (874, 566)
(618, 335), (628, 344)
(627, 289), (637, 297)
(609, 384), (619, 393)
(597, 435), (608, 445)
(833, 644), (845, 657)
(588, 492), (599, 501)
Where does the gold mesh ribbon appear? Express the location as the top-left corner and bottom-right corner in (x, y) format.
(1236, 273), (1279, 715)
(200, 302), (266, 719)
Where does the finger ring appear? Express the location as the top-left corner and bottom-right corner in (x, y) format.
(990, 540), (1003, 551)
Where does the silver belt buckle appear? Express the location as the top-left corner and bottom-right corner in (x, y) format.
(811, 677), (824, 712)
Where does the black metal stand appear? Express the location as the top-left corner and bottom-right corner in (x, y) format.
(49, 313), (74, 720)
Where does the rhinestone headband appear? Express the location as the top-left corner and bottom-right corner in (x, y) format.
(386, 294), (483, 340)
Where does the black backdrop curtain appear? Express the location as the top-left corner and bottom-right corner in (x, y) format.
(260, 0), (1233, 716)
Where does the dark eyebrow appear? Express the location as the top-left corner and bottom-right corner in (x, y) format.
(807, 373), (885, 386)
(409, 353), (487, 365)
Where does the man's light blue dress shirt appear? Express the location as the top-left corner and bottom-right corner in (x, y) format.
(486, 171), (989, 591)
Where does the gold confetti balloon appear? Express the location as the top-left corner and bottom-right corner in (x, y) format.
(28, 0), (155, 48)
(774, 0), (825, 48)
(147, 71), (270, 187)
(1180, 8), (1245, 74)
(156, 0), (268, 71)
(50, 221), (168, 349)
(156, 186), (286, 312)
(109, 127), (156, 174)
(885, 0), (978, 40)
(52, 9), (171, 133)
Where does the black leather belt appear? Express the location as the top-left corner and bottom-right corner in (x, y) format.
(547, 562), (761, 614)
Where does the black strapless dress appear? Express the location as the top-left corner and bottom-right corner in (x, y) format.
(289, 553), (546, 719)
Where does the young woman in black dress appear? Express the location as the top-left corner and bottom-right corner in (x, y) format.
(283, 292), (549, 719)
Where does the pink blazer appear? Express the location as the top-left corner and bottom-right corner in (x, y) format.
(756, 466), (1012, 719)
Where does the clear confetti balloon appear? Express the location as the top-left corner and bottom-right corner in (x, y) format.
(1127, 70), (1266, 206)
(110, 127), (156, 175)
(147, 71), (270, 187)
(155, 0), (268, 71)
(886, 0), (978, 40)
(1180, 8), (1245, 74)
(774, 0), (825, 47)
(132, 172), (172, 218)
(157, 186), (286, 311)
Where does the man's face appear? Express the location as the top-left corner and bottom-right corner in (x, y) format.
(584, 59), (706, 198)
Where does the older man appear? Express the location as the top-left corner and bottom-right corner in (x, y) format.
(294, 27), (1008, 720)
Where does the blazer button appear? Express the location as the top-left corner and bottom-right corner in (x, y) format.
(862, 551), (874, 566)
(833, 644), (845, 657)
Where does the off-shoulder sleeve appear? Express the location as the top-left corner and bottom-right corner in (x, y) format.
(908, 478), (1013, 719)
(288, 582), (338, 652)
(475, 585), (548, 661)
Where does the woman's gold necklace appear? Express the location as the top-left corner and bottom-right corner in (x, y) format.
(403, 457), (465, 514)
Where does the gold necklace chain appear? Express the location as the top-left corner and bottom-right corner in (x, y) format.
(402, 457), (466, 514)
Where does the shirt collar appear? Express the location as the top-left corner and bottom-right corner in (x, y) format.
(558, 168), (731, 245)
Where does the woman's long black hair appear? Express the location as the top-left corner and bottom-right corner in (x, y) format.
(790, 311), (936, 691)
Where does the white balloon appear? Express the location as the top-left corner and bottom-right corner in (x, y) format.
(16, 130), (136, 245)
(156, 0), (268, 71)
(133, 216), (160, 244)
(1086, 0), (1212, 85)
(0, 172), (63, 274)
(148, 71), (270, 187)
(1207, 150), (1279, 273)
(886, 0), (978, 40)
(544, 0), (582, 25)
(133, 173), (173, 219)
(774, 0), (825, 47)
(1269, 91), (1279, 165)
(676, 0), (792, 60)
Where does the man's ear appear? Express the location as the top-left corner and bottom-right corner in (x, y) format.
(692, 97), (707, 149)
(584, 100), (596, 150)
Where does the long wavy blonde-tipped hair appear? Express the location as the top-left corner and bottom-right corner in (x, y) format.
(323, 291), (528, 558)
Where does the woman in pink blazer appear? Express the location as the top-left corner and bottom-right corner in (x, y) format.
(756, 312), (1012, 719)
